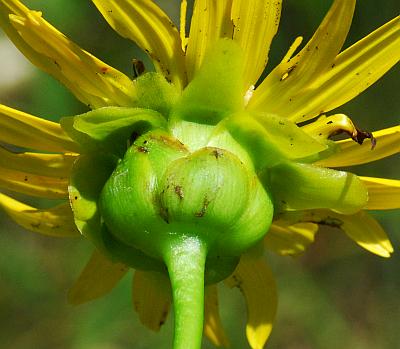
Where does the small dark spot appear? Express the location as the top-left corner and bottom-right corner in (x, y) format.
(137, 146), (149, 153)
(101, 67), (108, 74)
(24, 176), (28, 182)
(195, 197), (210, 218)
(143, 140), (148, 144)
(107, 9), (113, 13)
(174, 186), (184, 200)
(279, 121), (285, 125)
(331, 63), (336, 68)
(327, 121), (333, 124)
(356, 72), (360, 76)
(211, 149), (223, 159)
(54, 60), (61, 69)
(74, 196), (78, 200)
(31, 222), (41, 229)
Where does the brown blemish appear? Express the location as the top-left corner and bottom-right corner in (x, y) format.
(211, 149), (223, 159)
(195, 197), (210, 218)
(137, 146), (149, 153)
(174, 186), (184, 200)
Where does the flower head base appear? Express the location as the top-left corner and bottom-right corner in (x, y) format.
(0, 1), (399, 348)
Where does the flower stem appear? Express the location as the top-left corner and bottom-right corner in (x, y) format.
(163, 236), (207, 349)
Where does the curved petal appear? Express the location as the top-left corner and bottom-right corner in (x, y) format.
(92, 0), (186, 89)
(316, 125), (400, 167)
(0, 104), (78, 152)
(0, 147), (76, 178)
(225, 255), (277, 349)
(68, 250), (129, 305)
(289, 210), (394, 258)
(0, 166), (69, 199)
(0, 193), (78, 237)
(250, 0), (356, 121)
(179, 0), (188, 50)
(185, 0), (234, 81)
(361, 177), (400, 210)
(0, 0), (136, 108)
(265, 221), (318, 256)
(204, 285), (230, 348)
(132, 270), (171, 332)
(231, 0), (282, 89)
(285, 16), (399, 121)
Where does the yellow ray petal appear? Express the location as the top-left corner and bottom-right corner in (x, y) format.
(316, 125), (400, 167)
(0, 104), (78, 152)
(0, 193), (78, 237)
(68, 249), (129, 305)
(92, 0), (186, 90)
(231, 0), (282, 90)
(285, 16), (399, 121)
(225, 255), (277, 349)
(180, 0), (188, 51)
(0, 0), (136, 108)
(265, 221), (318, 256)
(0, 166), (68, 199)
(361, 177), (400, 210)
(250, 0), (356, 120)
(204, 285), (230, 348)
(132, 270), (171, 332)
(292, 210), (394, 258)
(185, 0), (234, 80)
(0, 147), (76, 178)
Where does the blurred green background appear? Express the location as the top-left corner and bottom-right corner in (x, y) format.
(0, 1), (399, 348)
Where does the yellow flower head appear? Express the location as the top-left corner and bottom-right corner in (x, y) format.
(0, 1), (399, 348)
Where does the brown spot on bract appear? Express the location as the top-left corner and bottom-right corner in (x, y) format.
(137, 146), (149, 153)
(174, 186), (184, 200)
(195, 197), (210, 218)
(211, 149), (223, 159)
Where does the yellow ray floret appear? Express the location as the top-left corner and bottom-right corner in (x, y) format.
(250, 0), (356, 119)
(185, 0), (234, 81)
(68, 250), (129, 305)
(265, 220), (318, 256)
(179, 0), (188, 51)
(0, 166), (69, 199)
(92, 0), (186, 90)
(0, 147), (76, 178)
(231, 0), (282, 90)
(226, 255), (277, 349)
(0, 0), (136, 109)
(0, 193), (78, 237)
(0, 104), (78, 152)
(316, 125), (400, 167)
(204, 285), (230, 348)
(132, 270), (172, 332)
(361, 177), (400, 210)
(252, 14), (400, 122)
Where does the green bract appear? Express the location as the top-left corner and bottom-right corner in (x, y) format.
(61, 40), (368, 349)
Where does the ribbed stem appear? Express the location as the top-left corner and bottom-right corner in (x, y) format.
(163, 236), (207, 349)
